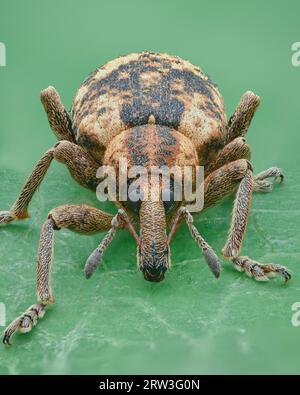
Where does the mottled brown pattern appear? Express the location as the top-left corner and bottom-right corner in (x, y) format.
(72, 52), (227, 164)
(103, 124), (199, 218)
(139, 200), (169, 282)
(203, 159), (250, 211)
(104, 124), (198, 169)
(226, 91), (260, 144)
(1, 53), (291, 344)
(40, 87), (74, 142)
(205, 137), (251, 175)
(54, 141), (100, 190)
(49, 204), (114, 234)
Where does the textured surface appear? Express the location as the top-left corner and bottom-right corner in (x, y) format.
(1, 0), (300, 374)
(72, 52), (226, 164)
(1, 169), (300, 374)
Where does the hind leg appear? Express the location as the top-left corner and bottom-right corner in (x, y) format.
(40, 86), (74, 142)
(0, 141), (99, 224)
(225, 91), (260, 143)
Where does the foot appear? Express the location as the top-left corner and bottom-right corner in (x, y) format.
(3, 304), (45, 345)
(232, 256), (291, 283)
(0, 210), (16, 225)
(253, 167), (284, 192)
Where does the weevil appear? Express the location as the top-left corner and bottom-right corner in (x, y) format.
(1, 52), (290, 344)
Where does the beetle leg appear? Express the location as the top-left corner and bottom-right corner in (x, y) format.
(53, 140), (100, 189)
(232, 256), (291, 283)
(205, 137), (251, 175)
(2, 204), (114, 344)
(203, 159), (250, 211)
(253, 166), (284, 192)
(0, 210), (17, 224)
(3, 304), (45, 345)
(204, 136), (284, 194)
(40, 86), (74, 142)
(204, 159), (254, 258)
(0, 148), (55, 222)
(209, 161), (291, 283)
(225, 91), (260, 144)
(221, 166), (253, 259)
(0, 142), (99, 225)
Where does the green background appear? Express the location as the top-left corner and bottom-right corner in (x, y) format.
(1, 0), (300, 374)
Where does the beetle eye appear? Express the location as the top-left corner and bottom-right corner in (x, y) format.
(127, 182), (144, 214)
(161, 188), (176, 213)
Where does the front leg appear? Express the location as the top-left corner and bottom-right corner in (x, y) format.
(226, 91), (260, 143)
(3, 204), (114, 345)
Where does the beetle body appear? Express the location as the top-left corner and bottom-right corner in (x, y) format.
(72, 52), (227, 166)
(2, 52), (290, 344)
(71, 52), (228, 280)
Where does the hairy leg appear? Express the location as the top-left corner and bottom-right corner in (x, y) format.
(205, 136), (283, 193)
(40, 86), (74, 142)
(3, 204), (114, 345)
(253, 166), (284, 192)
(225, 91), (260, 144)
(204, 159), (250, 210)
(0, 141), (100, 224)
(232, 256), (291, 282)
(203, 159), (290, 282)
(205, 137), (251, 175)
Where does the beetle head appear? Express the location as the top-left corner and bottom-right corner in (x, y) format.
(138, 199), (170, 282)
(123, 174), (180, 282)
(103, 124), (198, 282)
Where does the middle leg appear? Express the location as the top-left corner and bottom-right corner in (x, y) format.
(205, 136), (284, 193)
(0, 141), (100, 225)
(205, 137), (251, 175)
(203, 159), (291, 282)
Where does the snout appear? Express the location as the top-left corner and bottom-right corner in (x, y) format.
(139, 200), (169, 283)
(143, 269), (166, 282)
(140, 245), (169, 282)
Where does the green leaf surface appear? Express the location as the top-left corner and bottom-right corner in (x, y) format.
(1, 0), (300, 375)
(0, 167), (299, 374)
